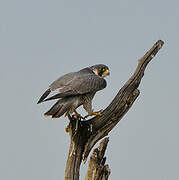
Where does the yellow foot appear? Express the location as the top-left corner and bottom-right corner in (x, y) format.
(65, 124), (70, 132)
(73, 111), (84, 120)
(84, 109), (103, 119)
(44, 114), (51, 117)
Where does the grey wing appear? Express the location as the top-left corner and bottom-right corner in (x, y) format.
(43, 74), (107, 102)
(69, 74), (107, 94)
(49, 67), (93, 91)
(49, 72), (76, 91)
(37, 72), (76, 104)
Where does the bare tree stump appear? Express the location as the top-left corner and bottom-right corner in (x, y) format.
(64, 40), (164, 180)
(85, 137), (110, 180)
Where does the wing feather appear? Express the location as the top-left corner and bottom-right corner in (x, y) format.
(49, 72), (76, 91)
(43, 74), (107, 102)
(71, 74), (107, 94)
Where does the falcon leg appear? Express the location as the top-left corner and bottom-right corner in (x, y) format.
(84, 109), (103, 119)
(75, 118), (79, 132)
(73, 110), (85, 120)
(72, 110), (85, 132)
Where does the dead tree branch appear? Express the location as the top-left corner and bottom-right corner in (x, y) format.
(64, 40), (164, 180)
(85, 137), (110, 180)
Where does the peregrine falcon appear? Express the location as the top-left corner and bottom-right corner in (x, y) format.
(37, 64), (110, 119)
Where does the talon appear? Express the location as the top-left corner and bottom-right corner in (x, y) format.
(73, 110), (84, 120)
(84, 109), (103, 119)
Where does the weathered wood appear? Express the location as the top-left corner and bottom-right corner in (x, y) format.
(85, 138), (110, 180)
(65, 118), (90, 180)
(65, 40), (164, 180)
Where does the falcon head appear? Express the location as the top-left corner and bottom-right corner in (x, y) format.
(89, 64), (110, 78)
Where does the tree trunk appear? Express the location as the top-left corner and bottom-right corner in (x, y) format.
(85, 138), (110, 180)
(65, 40), (164, 180)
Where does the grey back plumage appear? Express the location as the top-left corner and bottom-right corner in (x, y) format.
(49, 72), (76, 91)
(49, 67), (94, 91)
(44, 67), (106, 102)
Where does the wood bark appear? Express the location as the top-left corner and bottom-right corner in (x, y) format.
(85, 137), (110, 180)
(65, 40), (164, 180)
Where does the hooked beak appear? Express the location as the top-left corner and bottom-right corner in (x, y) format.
(102, 70), (110, 78)
(106, 71), (110, 76)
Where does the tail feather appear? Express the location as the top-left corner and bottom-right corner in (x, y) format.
(44, 98), (72, 119)
(37, 89), (51, 104)
(51, 106), (68, 118)
(43, 93), (63, 102)
(44, 100), (62, 116)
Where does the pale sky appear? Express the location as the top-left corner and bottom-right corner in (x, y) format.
(0, 0), (178, 180)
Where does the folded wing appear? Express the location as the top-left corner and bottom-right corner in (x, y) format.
(39, 74), (107, 103)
